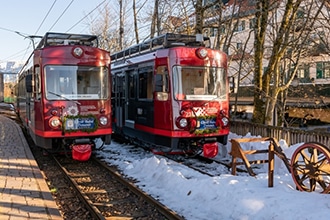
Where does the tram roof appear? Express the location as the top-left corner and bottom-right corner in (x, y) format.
(36, 32), (98, 49)
(111, 33), (210, 61)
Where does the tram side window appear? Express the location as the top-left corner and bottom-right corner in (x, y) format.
(138, 67), (153, 100)
(25, 73), (33, 93)
(25, 68), (36, 98)
(155, 66), (169, 92)
(35, 66), (41, 100)
(128, 72), (136, 99)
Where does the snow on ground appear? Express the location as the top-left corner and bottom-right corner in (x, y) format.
(96, 132), (330, 220)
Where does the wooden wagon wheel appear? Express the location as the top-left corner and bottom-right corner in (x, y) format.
(290, 142), (330, 193)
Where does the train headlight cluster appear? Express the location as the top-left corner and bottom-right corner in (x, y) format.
(175, 116), (198, 133)
(49, 117), (61, 129)
(176, 117), (188, 129)
(196, 48), (208, 59)
(99, 116), (108, 126)
(72, 47), (84, 58)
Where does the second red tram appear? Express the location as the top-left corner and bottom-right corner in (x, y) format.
(111, 33), (229, 158)
(15, 32), (112, 161)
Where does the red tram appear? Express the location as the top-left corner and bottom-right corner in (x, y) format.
(15, 32), (112, 161)
(111, 33), (229, 158)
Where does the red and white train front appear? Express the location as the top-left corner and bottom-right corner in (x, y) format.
(111, 33), (229, 158)
(17, 32), (112, 161)
(154, 46), (229, 157)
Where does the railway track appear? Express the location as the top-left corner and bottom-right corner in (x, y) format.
(162, 153), (251, 178)
(52, 155), (184, 220)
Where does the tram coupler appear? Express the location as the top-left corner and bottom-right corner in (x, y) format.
(71, 139), (93, 161)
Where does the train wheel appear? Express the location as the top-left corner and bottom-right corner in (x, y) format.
(290, 142), (330, 193)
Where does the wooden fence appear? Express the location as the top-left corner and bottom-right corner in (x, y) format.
(230, 120), (330, 148)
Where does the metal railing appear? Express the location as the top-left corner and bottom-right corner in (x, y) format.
(230, 120), (330, 148)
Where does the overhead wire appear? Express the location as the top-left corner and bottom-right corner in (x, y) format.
(1, 0), (108, 62)
(0, 27), (33, 61)
(18, 0), (58, 61)
(66, 0), (107, 33)
(48, 0), (75, 31)
(34, 0), (58, 35)
(0, 26), (30, 37)
(1, 0), (57, 61)
(77, 1), (110, 34)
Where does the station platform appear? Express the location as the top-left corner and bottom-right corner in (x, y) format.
(0, 111), (62, 219)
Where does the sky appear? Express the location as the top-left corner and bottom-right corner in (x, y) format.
(0, 0), (110, 63)
(96, 132), (330, 220)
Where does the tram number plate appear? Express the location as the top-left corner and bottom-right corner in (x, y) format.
(198, 118), (217, 129)
(65, 117), (96, 130)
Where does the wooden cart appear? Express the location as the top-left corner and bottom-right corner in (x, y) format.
(229, 138), (330, 193)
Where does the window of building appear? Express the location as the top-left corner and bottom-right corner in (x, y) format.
(296, 64), (310, 83)
(249, 18), (256, 29)
(209, 28), (218, 37)
(236, 42), (242, 50)
(297, 8), (305, 19)
(234, 20), (245, 32)
(220, 25), (226, 34)
(297, 64), (309, 78)
(316, 62), (330, 79)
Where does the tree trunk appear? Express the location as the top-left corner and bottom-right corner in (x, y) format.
(119, 0), (124, 50)
(195, 0), (203, 34)
(150, 0), (159, 38)
(252, 0), (269, 124)
(133, 0), (139, 44)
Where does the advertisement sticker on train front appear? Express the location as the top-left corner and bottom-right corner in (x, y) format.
(198, 117), (217, 129)
(194, 117), (219, 135)
(64, 115), (97, 132)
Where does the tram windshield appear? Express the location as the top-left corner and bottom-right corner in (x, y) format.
(173, 66), (227, 100)
(44, 65), (109, 100)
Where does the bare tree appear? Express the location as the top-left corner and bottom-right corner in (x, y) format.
(133, 0), (139, 43)
(253, 0), (326, 125)
(193, 0), (225, 35)
(313, 1), (330, 54)
(88, 5), (116, 51)
(194, 0), (204, 34)
(197, 0), (328, 125)
(252, 0), (270, 124)
(119, 0), (124, 50)
(88, 1), (134, 52)
(149, 0), (195, 35)
(150, 0), (159, 38)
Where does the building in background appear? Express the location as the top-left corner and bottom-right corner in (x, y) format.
(0, 61), (22, 102)
(168, 0), (330, 125)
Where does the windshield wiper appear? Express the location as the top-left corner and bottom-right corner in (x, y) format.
(48, 91), (81, 105)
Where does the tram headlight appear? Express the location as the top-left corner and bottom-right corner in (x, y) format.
(99, 116), (108, 126)
(72, 47), (84, 58)
(49, 117), (61, 129)
(196, 48), (208, 59)
(176, 117), (188, 129)
(156, 92), (168, 101)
